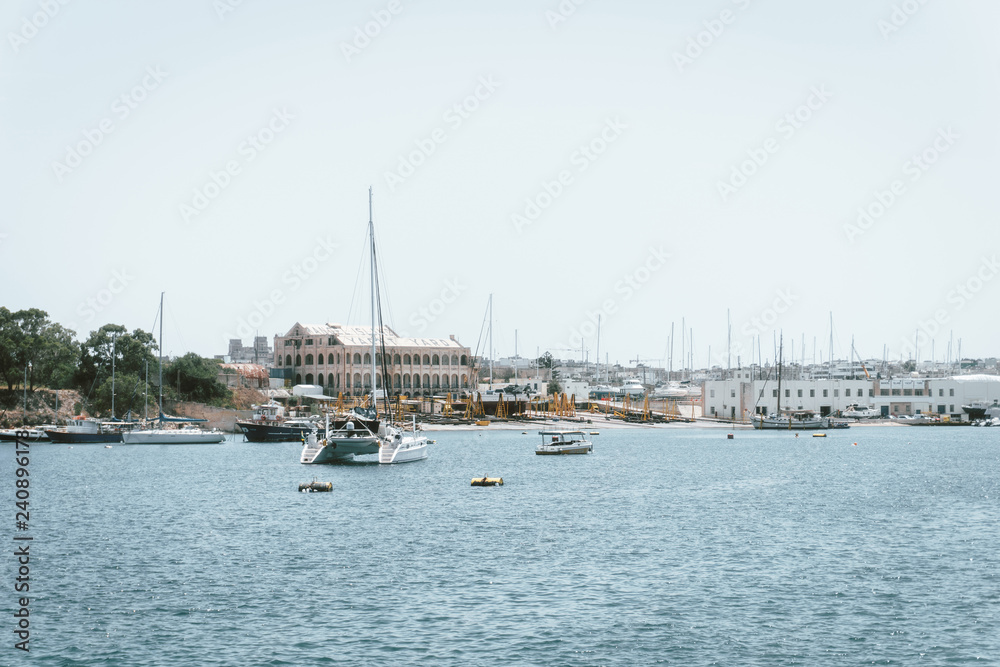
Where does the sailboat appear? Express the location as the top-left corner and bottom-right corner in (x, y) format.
(752, 334), (829, 430)
(301, 188), (428, 464)
(122, 293), (225, 444)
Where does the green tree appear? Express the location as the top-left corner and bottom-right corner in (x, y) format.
(34, 323), (79, 389)
(537, 352), (554, 369)
(0, 308), (80, 391)
(91, 372), (157, 420)
(76, 325), (158, 400)
(165, 353), (230, 405)
(547, 379), (563, 396)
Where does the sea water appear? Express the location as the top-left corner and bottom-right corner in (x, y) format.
(4, 426), (998, 665)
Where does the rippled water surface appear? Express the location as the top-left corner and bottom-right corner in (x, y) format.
(5, 426), (999, 665)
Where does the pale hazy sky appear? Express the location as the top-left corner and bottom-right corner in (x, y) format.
(2, 0), (998, 368)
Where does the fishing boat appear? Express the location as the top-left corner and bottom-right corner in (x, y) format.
(45, 418), (127, 444)
(535, 430), (593, 455)
(301, 188), (428, 464)
(122, 293), (225, 445)
(237, 402), (317, 442)
(752, 411), (830, 430)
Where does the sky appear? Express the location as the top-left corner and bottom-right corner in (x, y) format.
(2, 0), (998, 369)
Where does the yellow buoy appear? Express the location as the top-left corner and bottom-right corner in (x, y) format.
(471, 477), (503, 487)
(812, 433), (826, 438)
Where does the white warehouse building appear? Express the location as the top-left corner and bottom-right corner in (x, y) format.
(703, 373), (1000, 421)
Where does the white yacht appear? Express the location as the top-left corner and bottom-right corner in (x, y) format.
(301, 188), (428, 464)
(842, 404), (880, 419)
(535, 430), (593, 455)
(122, 293), (225, 445)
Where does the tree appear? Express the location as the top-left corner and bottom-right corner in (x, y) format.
(0, 308), (80, 391)
(165, 353), (230, 405)
(547, 379), (563, 396)
(75, 325), (158, 401)
(537, 352), (554, 369)
(34, 323), (79, 389)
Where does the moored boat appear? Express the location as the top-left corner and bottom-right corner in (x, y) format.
(535, 430), (593, 455)
(752, 411), (830, 430)
(46, 418), (127, 444)
(237, 402), (318, 442)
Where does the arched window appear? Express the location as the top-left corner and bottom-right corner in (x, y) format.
(318, 373), (324, 386)
(375, 353), (381, 365)
(376, 374), (382, 389)
(317, 355), (324, 366)
(423, 373), (431, 389)
(333, 374), (339, 388)
(451, 355), (458, 366)
(394, 374), (401, 388)
(353, 353), (361, 364)
(461, 374), (467, 388)
(452, 374), (459, 388)
(443, 375), (450, 389)
(393, 354), (401, 365)
(414, 375), (421, 388)
(423, 355), (430, 365)
(353, 373), (362, 388)
(328, 353), (335, 364)
(305, 354), (314, 365)
(364, 353), (371, 365)
(295, 373), (302, 385)
(285, 355), (292, 366)
(363, 373), (371, 388)
(433, 374), (441, 388)
(403, 354), (411, 365)
(346, 375), (352, 388)
(276, 356), (283, 367)
(403, 374), (411, 388)
(432, 354), (440, 365)
(295, 354), (301, 366)
(305, 373), (314, 384)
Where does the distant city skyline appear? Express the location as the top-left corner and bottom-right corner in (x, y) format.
(3, 1), (998, 366)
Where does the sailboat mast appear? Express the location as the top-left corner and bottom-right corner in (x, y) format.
(595, 315), (601, 382)
(158, 291), (164, 418)
(490, 296), (495, 386)
(111, 331), (116, 419)
(369, 187), (377, 410)
(776, 332), (783, 415)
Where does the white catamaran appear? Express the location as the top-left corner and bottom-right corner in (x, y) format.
(122, 293), (225, 445)
(301, 188), (428, 464)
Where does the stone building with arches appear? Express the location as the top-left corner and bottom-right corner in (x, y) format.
(273, 322), (474, 396)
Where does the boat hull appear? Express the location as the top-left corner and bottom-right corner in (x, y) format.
(303, 436), (381, 463)
(237, 421), (312, 442)
(535, 444), (593, 455)
(46, 430), (123, 444)
(122, 430), (225, 444)
(752, 417), (829, 430)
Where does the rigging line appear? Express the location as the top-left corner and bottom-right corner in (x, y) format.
(164, 298), (188, 358)
(369, 192), (397, 332)
(346, 224), (369, 327)
(470, 298), (490, 379)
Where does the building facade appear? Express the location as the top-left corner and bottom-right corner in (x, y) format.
(273, 323), (474, 396)
(704, 373), (1000, 420)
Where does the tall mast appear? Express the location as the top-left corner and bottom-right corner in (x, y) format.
(776, 332), (783, 415)
(369, 186), (377, 409)
(111, 331), (116, 419)
(158, 291), (164, 418)
(595, 315), (601, 382)
(490, 295), (494, 386)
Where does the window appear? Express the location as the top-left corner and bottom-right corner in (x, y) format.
(305, 339), (313, 345)
(295, 354), (301, 366)
(285, 355), (292, 366)
(318, 373), (324, 386)
(305, 354), (314, 365)
(328, 354), (335, 364)
(869, 389), (874, 397)
(823, 389), (828, 397)
(949, 388), (955, 396)
(353, 353), (361, 364)
(710, 390), (716, 398)
(939, 389), (944, 397)
(394, 354), (401, 365)
(950, 404), (954, 412)
(284, 340), (291, 346)
(810, 389), (815, 397)
(432, 354), (440, 365)
(328, 337), (335, 345)
(892, 389), (900, 396)
(364, 353), (371, 365)
(731, 390), (735, 398)
(276, 356), (282, 367)
(846, 389), (851, 397)
(772, 389), (778, 398)
(785, 389), (790, 398)
(903, 389), (912, 396)
(404, 354), (411, 365)
(423, 355), (430, 365)
(834, 389), (839, 397)
(797, 389), (803, 398)
(461, 355), (468, 365)
(305, 373), (313, 384)
(915, 389), (923, 396)
(452, 355), (459, 366)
